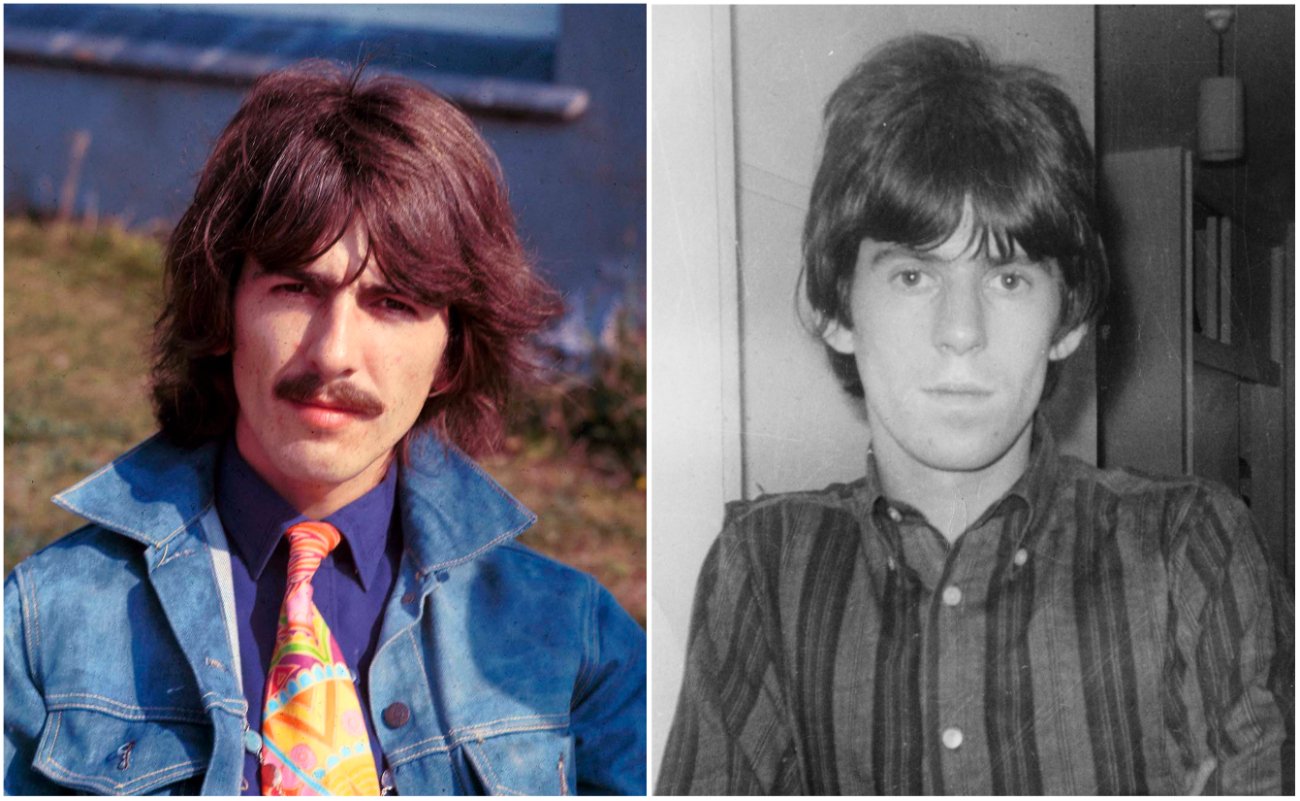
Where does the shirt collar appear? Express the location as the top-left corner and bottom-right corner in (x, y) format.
(1007, 413), (1061, 526)
(861, 411), (1060, 541)
(215, 438), (397, 590)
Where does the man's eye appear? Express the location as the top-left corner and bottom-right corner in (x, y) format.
(993, 272), (1027, 292)
(892, 269), (928, 289)
(379, 297), (417, 315)
(272, 282), (309, 295)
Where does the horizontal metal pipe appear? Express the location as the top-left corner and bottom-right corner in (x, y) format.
(4, 28), (589, 122)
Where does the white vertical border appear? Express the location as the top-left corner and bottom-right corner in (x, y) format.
(714, 5), (744, 504)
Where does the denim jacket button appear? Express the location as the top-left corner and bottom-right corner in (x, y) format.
(401, 592), (417, 605)
(383, 702), (411, 728)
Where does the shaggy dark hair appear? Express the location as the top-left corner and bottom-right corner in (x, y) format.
(152, 61), (561, 456)
(802, 34), (1108, 398)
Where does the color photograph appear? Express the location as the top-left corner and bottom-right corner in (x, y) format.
(4, 4), (645, 794)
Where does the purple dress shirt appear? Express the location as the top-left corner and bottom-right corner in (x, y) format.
(215, 439), (402, 794)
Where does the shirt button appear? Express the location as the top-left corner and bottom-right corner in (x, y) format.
(942, 727), (964, 750)
(886, 506), (903, 523)
(942, 585), (962, 606)
(383, 702), (411, 729)
(1013, 548), (1029, 567)
(401, 591), (417, 605)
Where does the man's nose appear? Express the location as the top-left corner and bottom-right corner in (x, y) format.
(932, 282), (986, 355)
(303, 299), (359, 377)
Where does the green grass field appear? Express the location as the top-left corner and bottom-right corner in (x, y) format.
(4, 217), (645, 624)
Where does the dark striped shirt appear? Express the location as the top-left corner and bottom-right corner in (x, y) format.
(658, 424), (1293, 795)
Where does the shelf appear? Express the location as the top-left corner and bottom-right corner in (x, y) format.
(1193, 333), (1280, 386)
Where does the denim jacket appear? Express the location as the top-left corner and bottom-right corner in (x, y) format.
(4, 433), (646, 795)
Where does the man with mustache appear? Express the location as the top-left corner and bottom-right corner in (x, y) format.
(658, 35), (1290, 795)
(5, 63), (646, 795)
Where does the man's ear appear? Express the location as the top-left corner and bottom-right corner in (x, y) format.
(822, 320), (856, 355)
(1048, 322), (1087, 361)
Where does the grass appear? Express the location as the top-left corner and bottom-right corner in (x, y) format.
(3, 217), (645, 625)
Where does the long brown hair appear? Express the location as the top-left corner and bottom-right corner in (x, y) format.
(152, 61), (561, 456)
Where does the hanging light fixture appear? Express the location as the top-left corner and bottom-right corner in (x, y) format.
(1198, 7), (1244, 162)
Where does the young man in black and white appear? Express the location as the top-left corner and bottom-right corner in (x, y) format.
(658, 34), (1291, 796)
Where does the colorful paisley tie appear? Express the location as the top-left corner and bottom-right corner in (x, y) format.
(261, 521), (380, 796)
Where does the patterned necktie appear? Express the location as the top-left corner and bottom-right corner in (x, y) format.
(261, 521), (380, 796)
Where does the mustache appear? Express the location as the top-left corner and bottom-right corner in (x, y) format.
(274, 373), (385, 416)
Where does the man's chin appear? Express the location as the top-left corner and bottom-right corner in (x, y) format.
(271, 443), (387, 488)
(917, 450), (1004, 474)
(908, 428), (1026, 475)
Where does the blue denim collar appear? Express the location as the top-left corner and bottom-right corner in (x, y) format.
(52, 430), (536, 570)
(395, 433), (537, 575)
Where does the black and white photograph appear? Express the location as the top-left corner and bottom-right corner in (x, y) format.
(651, 5), (1293, 795)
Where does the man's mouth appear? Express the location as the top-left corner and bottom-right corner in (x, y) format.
(274, 373), (385, 425)
(286, 397), (380, 431)
(924, 382), (994, 400)
(291, 398), (377, 416)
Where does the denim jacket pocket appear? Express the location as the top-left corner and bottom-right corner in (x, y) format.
(33, 706), (210, 795)
(460, 728), (576, 796)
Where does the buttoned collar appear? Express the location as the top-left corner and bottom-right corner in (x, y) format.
(52, 429), (535, 572)
(214, 438), (397, 590)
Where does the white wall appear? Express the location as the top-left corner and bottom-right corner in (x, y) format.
(648, 5), (742, 776)
(650, 4), (1097, 778)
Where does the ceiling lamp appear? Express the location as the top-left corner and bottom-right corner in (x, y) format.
(1198, 7), (1244, 162)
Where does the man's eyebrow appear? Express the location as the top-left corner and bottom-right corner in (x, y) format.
(357, 280), (410, 298)
(869, 246), (1048, 270)
(869, 246), (943, 267)
(989, 254), (1056, 272)
(989, 254), (1039, 267)
(257, 264), (339, 293)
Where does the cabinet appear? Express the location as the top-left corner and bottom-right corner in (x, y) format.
(1098, 147), (1282, 492)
